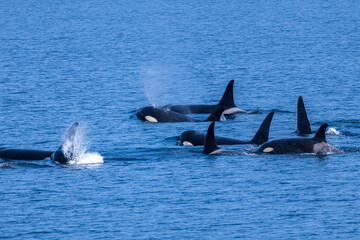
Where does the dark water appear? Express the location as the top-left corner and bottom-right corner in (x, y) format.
(1, 0), (360, 239)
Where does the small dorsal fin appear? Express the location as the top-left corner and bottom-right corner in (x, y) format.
(205, 107), (225, 121)
(250, 112), (274, 145)
(313, 123), (328, 142)
(297, 96), (312, 134)
(59, 122), (79, 151)
(218, 80), (236, 109)
(203, 122), (220, 154)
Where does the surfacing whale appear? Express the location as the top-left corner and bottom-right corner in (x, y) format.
(51, 122), (79, 164)
(179, 112), (274, 146)
(137, 106), (225, 123)
(258, 123), (341, 154)
(0, 122), (80, 164)
(202, 122), (341, 155)
(167, 80), (246, 115)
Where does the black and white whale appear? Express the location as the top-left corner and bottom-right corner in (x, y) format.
(258, 123), (341, 154)
(202, 122), (341, 155)
(50, 122), (79, 164)
(0, 122), (79, 164)
(179, 112), (274, 146)
(137, 106), (225, 123)
(167, 80), (246, 115)
(296, 96), (312, 135)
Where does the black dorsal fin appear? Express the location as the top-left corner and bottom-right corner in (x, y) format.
(59, 122), (79, 152)
(250, 112), (274, 145)
(297, 96), (312, 134)
(218, 80), (236, 109)
(205, 107), (225, 121)
(203, 122), (220, 154)
(313, 123), (328, 142)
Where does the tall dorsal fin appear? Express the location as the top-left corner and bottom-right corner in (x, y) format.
(59, 122), (79, 151)
(218, 80), (236, 109)
(205, 107), (225, 121)
(250, 112), (274, 145)
(313, 123), (328, 142)
(297, 96), (312, 134)
(203, 122), (220, 154)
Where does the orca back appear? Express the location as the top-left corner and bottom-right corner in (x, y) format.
(168, 80), (246, 114)
(180, 130), (249, 146)
(168, 105), (218, 114)
(0, 149), (53, 160)
(137, 106), (199, 122)
(258, 124), (330, 154)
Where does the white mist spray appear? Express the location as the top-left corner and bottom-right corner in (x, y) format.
(139, 63), (196, 106)
(140, 65), (173, 106)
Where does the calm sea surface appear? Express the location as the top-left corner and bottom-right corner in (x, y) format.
(1, 0), (360, 239)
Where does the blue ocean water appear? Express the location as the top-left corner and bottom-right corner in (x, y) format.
(1, 0), (360, 239)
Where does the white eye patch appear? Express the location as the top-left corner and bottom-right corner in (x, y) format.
(182, 141), (194, 146)
(145, 116), (158, 123)
(263, 147), (274, 153)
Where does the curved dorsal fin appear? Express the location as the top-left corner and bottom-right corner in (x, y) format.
(250, 112), (274, 145)
(59, 122), (79, 151)
(205, 107), (225, 121)
(297, 96), (312, 134)
(313, 123), (328, 142)
(203, 122), (219, 154)
(218, 80), (236, 109)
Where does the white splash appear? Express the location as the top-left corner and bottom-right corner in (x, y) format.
(68, 152), (103, 165)
(326, 127), (342, 136)
(62, 124), (104, 165)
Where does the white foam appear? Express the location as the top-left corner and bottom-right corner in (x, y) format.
(69, 152), (104, 165)
(326, 127), (341, 136)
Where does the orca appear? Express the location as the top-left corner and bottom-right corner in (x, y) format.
(258, 123), (342, 154)
(296, 96), (312, 134)
(0, 122), (79, 164)
(179, 112), (274, 146)
(137, 106), (225, 123)
(51, 122), (79, 164)
(167, 80), (247, 115)
(202, 122), (238, 154)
